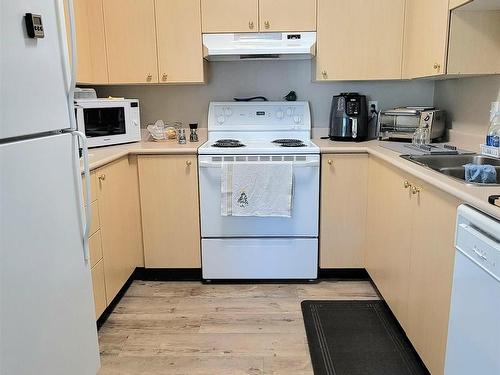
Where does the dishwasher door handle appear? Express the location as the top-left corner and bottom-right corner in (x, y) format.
(459, 223), (500, 247)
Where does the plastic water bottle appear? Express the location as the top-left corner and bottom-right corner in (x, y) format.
(486, 102), (500, 147)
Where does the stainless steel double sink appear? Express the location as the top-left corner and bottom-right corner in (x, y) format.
(400, 154), (500, 185)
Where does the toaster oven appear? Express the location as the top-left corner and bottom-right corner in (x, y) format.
(377, 107), (445, 142)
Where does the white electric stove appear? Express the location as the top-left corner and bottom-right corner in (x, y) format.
(198, 101), (319, 280)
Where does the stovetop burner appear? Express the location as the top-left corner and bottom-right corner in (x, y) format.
(212, 139), (246, 148)
(272, 139), (306, 147)
(272, 139), (303, 144)
(280, 142), (306, 147)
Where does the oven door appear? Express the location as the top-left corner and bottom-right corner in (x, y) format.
(75, 101), (140, 147)
(199, 154), (320, 237)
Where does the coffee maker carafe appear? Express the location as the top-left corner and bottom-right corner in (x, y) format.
(329, 93), (368, 141)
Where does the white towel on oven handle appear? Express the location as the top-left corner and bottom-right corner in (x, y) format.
(221, 162), (293, 217)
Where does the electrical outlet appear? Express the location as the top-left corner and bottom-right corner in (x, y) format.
(369, 101), (378, 114)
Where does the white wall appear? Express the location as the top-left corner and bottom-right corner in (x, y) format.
(433, 75), (500, 150)
(96, 60), (435, 128)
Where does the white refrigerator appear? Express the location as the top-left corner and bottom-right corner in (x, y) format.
(0, 1), (100, 374)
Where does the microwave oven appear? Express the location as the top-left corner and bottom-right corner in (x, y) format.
(75, 98), (141, 148)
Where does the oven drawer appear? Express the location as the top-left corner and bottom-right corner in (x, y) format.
(198, 155), (320, 237)
(202, 238), (318, 279)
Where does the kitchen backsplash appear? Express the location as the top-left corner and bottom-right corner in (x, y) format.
(96, 60), (434, 128)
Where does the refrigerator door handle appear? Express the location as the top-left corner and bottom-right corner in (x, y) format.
(57, 0), (78, 130)
(73, 131), (91, 262)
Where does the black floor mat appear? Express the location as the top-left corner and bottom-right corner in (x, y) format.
(301, 300), (430, 375)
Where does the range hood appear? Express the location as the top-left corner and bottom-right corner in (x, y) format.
(203, 32), (316, 61)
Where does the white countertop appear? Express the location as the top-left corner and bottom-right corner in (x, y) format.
(84, 135), (500, 220)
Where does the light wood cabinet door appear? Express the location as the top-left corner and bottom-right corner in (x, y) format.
(407, 180), (460, 375)
(97, 157), (143, 303)
(403, 0), (450, 78)
(320, 154), (368, 268)
(316, 0), (404, 81)
(89, 230), (104, 268)
(103, 0), (158, 84)
(447, 10), (500, 75)
(91, 259), (107, 320)
(449, 0), (473, 10)
(73, 0), (109, 84)
(82, 171), (98, 205)
(89, 201), (100, 237)
(201, 0), (259, 33)
(138, 155), (201, 268)
(366, 157), (413, 329)
(155, 0), (205, 84)
(259, 0), (316, 32)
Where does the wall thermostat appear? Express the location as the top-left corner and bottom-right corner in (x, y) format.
(25, 13), (44, 38)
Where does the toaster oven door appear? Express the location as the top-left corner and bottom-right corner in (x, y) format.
(378, 114), (420, 139)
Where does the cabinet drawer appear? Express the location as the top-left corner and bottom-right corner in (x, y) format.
(91, 259), (107, 320)
(88, 230), (103, 268)
(89, 200), (100, 236)
(82, 172), (98, 204)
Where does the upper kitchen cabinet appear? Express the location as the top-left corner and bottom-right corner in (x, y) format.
(201, 0), (259, 32)
(201, 0), (316, 33)
(446, 6), (500, 75)
(65, 0), (108, 84)
(316, 0), (405, 81)
(259, 0), (316, 32)
(403, 0), (450, 78)
(102, 0), (158, 84)
(404, 0), (500, 78)
(449, 0), (472, 9)
(155, 0), (205, 83)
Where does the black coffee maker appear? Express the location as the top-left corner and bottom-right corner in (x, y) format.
(329, 93), (368, 141)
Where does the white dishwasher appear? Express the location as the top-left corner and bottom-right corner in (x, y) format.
(445, 205), (500, 375)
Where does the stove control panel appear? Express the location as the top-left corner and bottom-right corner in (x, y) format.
(208, 102), (311, 131)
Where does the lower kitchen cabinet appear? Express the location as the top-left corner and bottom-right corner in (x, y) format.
(320, 154), (368, 268)
(83, 172), (107, 320)
(366, 156), (413, 329)
(407, 179), (460, 375)
(138, 155), (201, 268)
(366, 156), (460, 375)
(91, 259), (107, 319)
(88, 230), (103, 269)
(96, 156), (144, 304)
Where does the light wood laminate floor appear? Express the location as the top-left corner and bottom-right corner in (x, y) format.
(98, 280), (379, 375)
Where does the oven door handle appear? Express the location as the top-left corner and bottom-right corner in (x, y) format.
(198, 160), (320, 168)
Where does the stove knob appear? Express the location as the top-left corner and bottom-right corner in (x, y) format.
(224, 108), (233, 117)
(217, 115), (225, 124)
(276, 110), (284, 119)
(293, 115), (301, 124)
(286, 107), (294, 116)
